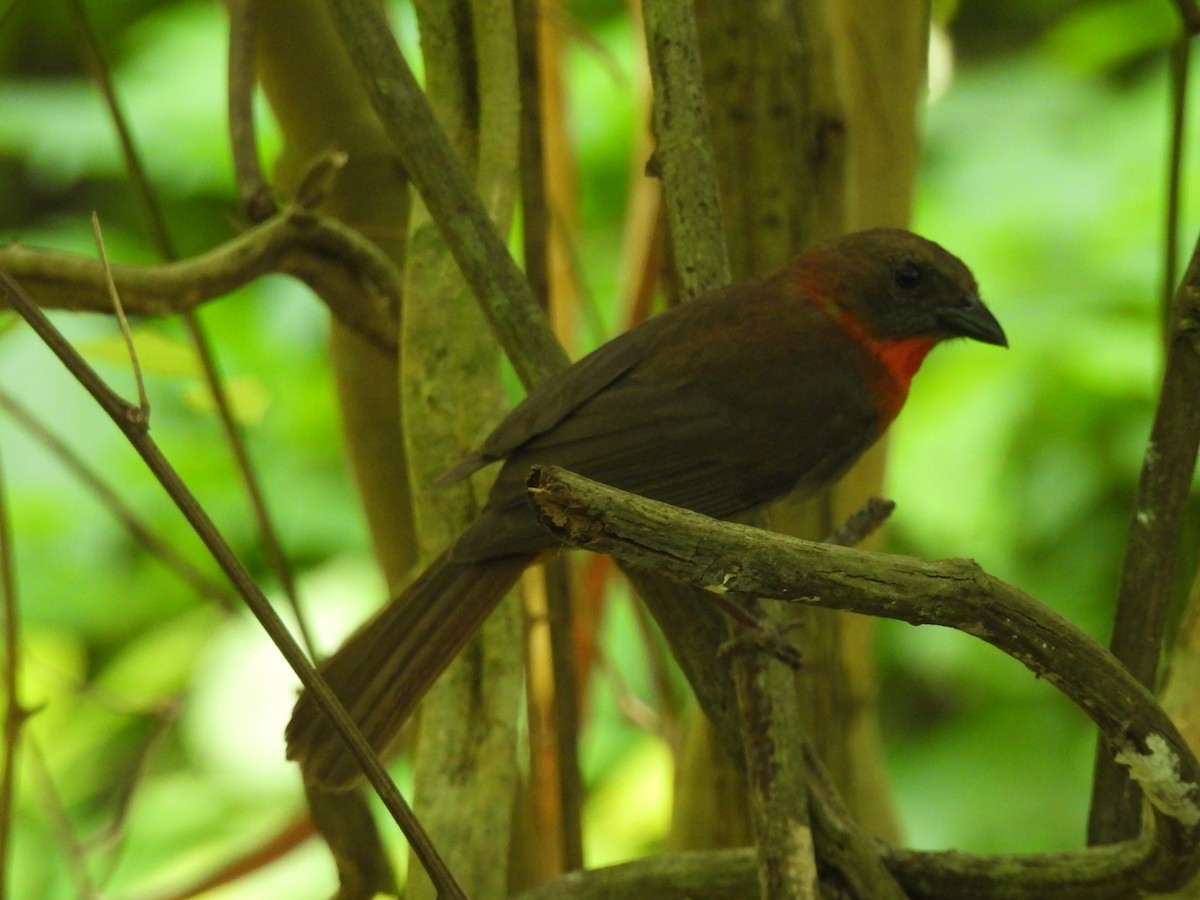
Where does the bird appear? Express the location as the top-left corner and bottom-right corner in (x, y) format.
(286, 227), (1007, 789)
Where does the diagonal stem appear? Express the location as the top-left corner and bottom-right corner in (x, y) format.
(1088, 223), (1200, 841)
(0, 445), (24, 900)
(0, 270), (468, 899)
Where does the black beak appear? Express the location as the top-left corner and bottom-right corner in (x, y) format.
(937, 295), (1008, 347)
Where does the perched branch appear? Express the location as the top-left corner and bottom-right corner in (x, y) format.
(0, 206), (400, 350)
(526, 465), (1200, 895)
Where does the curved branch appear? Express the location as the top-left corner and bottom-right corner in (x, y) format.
(526, 465), (1200, 896)
(0, 207), (400, 351)
(1090, 159), (1200, 845)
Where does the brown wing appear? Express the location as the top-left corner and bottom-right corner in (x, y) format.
(437, 316), (668, 485)
(451, 282), (887, 561)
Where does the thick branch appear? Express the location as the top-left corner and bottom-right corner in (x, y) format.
(641, 0), (730, 299)
(1090, 228), (1200, 841)
(325, 0), (568, 389)
(1171, 0), (1200, 35)
(508, 832), (1168, 900)
(0, 207), (400, 351)
(526, 465), (1200, 895)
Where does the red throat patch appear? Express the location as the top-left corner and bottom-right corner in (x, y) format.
(870, 334), (938, 389)
(806, 289), (938, 415)
(796, 267), (945, 420)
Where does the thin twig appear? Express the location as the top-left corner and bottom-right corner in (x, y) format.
(516, 0), (584, 870)
(185, 318), (320, 658)
(1164, 37), (1189, 329)
(801, 744), (907, 899)
(226, 0), (278, 221)
(516, 0), (551, 317)
(83, 701), (178, 856)
(85, 701), (179, 891)
(0, 388), (234, 606)
(620, 572), (681, 737)
(543, 556), (584, 870)
(27, 738), (96, 899)
(0, 446), (22, 900)
(0, 271), (468, 899)
(144, 815), (316, 900)
(68, 0), (317, 659)
(91, 213), (150, 419)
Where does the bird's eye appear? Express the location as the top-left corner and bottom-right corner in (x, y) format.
(894, 263), (923, 290)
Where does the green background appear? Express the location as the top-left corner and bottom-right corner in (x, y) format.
(0, 0), (1196, 896)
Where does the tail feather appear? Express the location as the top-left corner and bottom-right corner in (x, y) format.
(286, 550), (534, 789)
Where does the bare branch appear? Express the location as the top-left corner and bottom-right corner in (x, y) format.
(92, 213), (150, 420)
(527, 464), (1200, 895)
(1090, 228), (1200, 841)
(0, 207), (401, 350)
(325, 0), (569, 388)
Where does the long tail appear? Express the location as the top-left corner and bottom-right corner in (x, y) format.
(285, 550), (534, 789)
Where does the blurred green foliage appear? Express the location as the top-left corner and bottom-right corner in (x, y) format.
(0, 0), (1196, 897)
